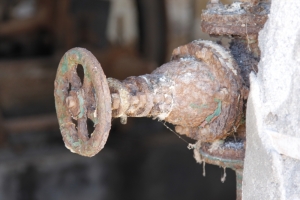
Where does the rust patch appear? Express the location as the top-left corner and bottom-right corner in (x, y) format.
(167, 40), (244, 142)
(54, 48), (111, 157)
(201, 2), (270, 36)
(106, 40), (244, 142)
(55, 40), (246, 156)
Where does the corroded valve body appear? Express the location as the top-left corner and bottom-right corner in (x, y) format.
(54, 40), (245, 157)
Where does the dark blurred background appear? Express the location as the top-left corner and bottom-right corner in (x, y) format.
(0, 0), (236, 199)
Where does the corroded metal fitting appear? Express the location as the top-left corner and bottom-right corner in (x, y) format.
(54, 40), (245, 157)
(198, 140), (244, 200)
(108, 74), (174, 120)
(197, 2), (269, 199)
(201, 1), (270, 36)
(194, 125), (245, 200)
(169, 40), (244, 141)
(194, 124), (246, 171)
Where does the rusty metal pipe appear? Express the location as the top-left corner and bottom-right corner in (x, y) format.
(54, 40), (245, 157)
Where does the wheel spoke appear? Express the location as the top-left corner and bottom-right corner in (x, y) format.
(82, 77), (97, 123)
(68, 64), (82, 91)
(77, 117), (89, 141)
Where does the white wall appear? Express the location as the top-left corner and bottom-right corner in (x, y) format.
(243, 1), (300, 199)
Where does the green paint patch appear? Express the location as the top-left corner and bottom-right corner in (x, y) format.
(207, 72), (215, 81)
(240, 117), (246, 125)
(73, 139), (83, 148)
(205, 99), (222, 123)
(93, 141), (98, 147)
(84, 70), (91, 80)
(65, 131), (74, 143)
(75, 50), (82, 60)
(190, 103), (209, 114)
(58, 116), (65, 124)
(72, 141), (80, 147)
(78, 92), (86, 118)
(61, 57), (69, 74)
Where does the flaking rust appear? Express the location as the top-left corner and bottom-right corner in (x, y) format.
(201, 1), (270, 36)
(53, 3), (266, 196)
(195, 0), (270, 163)
(193, 1), (270, 199)
(51, 1), (268, 199)
(54, 48), (111, 157)
(162, 40), (244, 142)
(54, 40), (245, 157)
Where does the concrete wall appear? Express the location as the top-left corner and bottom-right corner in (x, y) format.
(243, 0), (300, 199)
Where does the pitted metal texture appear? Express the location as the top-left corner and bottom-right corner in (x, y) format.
(55, 40), (245, 156)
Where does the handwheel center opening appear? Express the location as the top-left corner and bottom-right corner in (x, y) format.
(71, 118), (78, 129)
(76, 64), (85, 85)
(87, 118), (95, 138)
(67, 82), (71, 93)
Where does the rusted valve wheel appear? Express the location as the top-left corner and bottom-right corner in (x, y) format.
(54, 48), (112, 157)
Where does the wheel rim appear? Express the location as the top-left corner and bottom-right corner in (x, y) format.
(54, 48), (111, 157)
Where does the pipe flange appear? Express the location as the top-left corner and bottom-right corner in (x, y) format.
(169, 39), (244, 141)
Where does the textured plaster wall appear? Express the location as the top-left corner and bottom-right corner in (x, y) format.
(243, 0), (300, 199)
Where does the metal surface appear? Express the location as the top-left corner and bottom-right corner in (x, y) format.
(194, 125), (245, 199)
(54, 40), (245, 157)
(202, 1), (270, 36)
(197, 1), (270, 199)
(54, 48), (112, 157)
(53, 2), (271, 198)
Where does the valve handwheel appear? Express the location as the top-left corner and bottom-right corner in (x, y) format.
(54, 48), (112, 157)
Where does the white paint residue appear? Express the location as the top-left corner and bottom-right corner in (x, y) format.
(196, 40), (238, 76)
(157, 80), (175, 121)
(157, 112), (170, 120)
(226, 2), (243, 13)
(221, 167), (227, 183)
(159, 76), (167, 82)
(209, 139), (224, 153)
(181, 72), (193, 84)
(139, 75), (150, 85)
(180, 57), (194, 62)
(204, 2), (245, 15)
